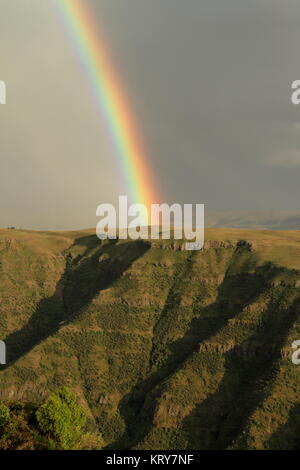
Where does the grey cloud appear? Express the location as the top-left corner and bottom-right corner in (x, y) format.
(1, 0), (300, 229)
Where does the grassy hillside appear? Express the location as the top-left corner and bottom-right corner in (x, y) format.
(1, 227), (300, 449)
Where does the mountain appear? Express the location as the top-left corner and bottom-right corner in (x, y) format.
(1, 227), (300, 449)
(206, 210), (300, 230)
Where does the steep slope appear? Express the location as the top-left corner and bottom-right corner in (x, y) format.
(1, 228), (300, 449)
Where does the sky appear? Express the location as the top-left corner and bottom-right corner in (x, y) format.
(1, 0), (300, 229)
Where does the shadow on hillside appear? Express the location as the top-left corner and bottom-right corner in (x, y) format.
(0, 236), (150, 369)
(266, 403), (300, 450)
(181, 277), (300, 450)
(110, 245), (288, 449)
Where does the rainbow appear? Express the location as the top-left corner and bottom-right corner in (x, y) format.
(53, 0), (158, 209)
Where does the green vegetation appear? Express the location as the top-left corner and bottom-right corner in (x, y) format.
(1, 228), (300, 449)
(0, 388), (103, 450)
(0, 403), (9, 428)
(36, 388), (87, 449)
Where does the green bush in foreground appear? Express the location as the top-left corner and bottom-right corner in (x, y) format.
(0, 389), (104, 450)
(36, 387), (87, 449)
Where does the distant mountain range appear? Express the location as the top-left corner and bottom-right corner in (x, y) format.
(206, 211), (300, 230)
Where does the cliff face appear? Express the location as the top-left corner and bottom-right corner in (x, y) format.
(1, 228), (300, 450)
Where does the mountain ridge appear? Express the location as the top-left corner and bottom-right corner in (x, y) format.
(1, 228), (300, 449)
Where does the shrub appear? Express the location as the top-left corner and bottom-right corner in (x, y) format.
(36, 387), (86, 449)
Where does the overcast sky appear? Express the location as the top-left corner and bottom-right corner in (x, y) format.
(1, 0), (300, 229)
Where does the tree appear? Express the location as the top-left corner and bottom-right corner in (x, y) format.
(36, 388), (86, 449)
